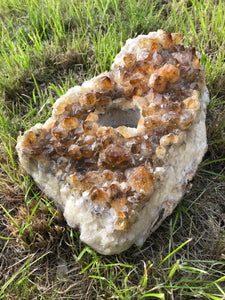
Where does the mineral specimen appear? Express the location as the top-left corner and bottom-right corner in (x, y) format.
(17, 30), (209, 254)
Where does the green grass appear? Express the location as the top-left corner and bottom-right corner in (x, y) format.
(0, 0), (225, 299)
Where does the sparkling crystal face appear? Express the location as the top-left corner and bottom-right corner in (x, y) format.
(19, 31), (204, 230)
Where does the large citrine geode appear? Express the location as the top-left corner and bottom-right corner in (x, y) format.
(17, 30), (209, 254)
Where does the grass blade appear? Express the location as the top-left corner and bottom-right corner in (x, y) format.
(158, 238), (192, 267)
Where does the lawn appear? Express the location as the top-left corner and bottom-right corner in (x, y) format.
(0, 0), (225, 299)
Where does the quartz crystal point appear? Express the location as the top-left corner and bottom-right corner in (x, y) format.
(17, 30), (209, 254)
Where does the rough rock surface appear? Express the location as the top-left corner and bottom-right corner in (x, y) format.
(17, 30), (209, 255)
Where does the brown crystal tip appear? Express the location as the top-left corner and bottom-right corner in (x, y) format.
(18, 30), (204, 231)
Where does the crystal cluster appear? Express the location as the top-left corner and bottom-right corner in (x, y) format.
(17, 30), (209, 254)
